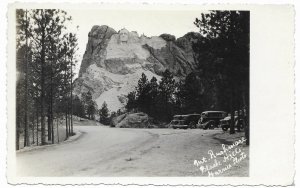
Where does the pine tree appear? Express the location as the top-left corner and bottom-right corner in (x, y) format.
(73, 96), (85, 118)
(87, 102), (97, 120)
(148, 76), (159, 118)
(125, 91), (137, 112)
(156, 69), (176, 122)
(136, 73), (151, 113)
(99, 102), (109, 125)
(82, 91), (97, 119)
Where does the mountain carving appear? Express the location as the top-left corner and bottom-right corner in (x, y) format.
(74, 25), (201, 111)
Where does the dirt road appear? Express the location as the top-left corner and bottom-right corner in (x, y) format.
(16, 124), (249, 177)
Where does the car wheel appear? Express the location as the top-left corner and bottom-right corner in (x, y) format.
(235, 119), (244, 131)
(189, 122), (196, 129)
(240, 120), (245, 130)
(208, 122), (216, 129)
(222, 126), (228, 131)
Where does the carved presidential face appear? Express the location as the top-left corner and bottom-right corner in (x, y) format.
(119, 29), (129, 43)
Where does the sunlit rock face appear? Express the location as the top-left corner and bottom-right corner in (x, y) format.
(74, 25), (200, 111)
(104, 28), (167, 75)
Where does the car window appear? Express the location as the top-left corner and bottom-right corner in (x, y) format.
(207, 112), (221, 118)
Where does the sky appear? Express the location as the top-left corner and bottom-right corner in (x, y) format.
(65, 9), (204, 77)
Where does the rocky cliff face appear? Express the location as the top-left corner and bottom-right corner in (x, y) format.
(74, 25), (200, 111)
(79, 25), (117, 77)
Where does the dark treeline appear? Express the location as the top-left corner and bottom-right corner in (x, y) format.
(125, 70), (179, 123)
(125, 11), (249, 143)
(67, 90), (118, 126)
(16, 9), (79, 149)
(71, 91), (113, 125)
(72, 91), (122, 126)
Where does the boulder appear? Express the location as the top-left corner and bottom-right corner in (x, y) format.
(111, 113), (127, 127)
(114, 113), (150, 128)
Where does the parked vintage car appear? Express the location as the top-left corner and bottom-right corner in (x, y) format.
(220, 111), (245, 131)
(169, 114), (201, 129)
(197, 111), (227, 129)
(169, 120), (188, 129)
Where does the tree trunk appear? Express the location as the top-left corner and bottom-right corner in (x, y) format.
(245, 104), (250, 145)
(229, 86), (235, 134)
(56, 117), (59, 143)
(236, 95), (241, 132)
(51, 119), (54, 144)
(51, 109), (54, 144)
(244, 109), (249, 145)
(50, 60), (54, 144)
(41, 99), (46, 145)
(16, 114), (20, 150)
(36, 109), (39, 146)
(47, 106), (51, 141)
(70, 59), (73, 135)
(65, 111), (68, 139)
(23, 10), (29, 147)
(242, 91), (250, 145)
(68, 113), (71, 136)
(64, 54), (69, 139)
(65, 86), (69, 138)
(40, 10), (46, 145)
(31, 117), (35, 144)
(24, 100), (29, 147)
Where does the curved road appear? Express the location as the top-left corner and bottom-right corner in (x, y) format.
(16, 125), (248, 177)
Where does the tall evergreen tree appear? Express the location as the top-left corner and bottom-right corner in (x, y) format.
(136, 73), (151, 114)
(82, 91), (97, 119)
(73, 96), (85, 118)
(148, 76), (159, 117)
(99, 101), (109, 125)
(156, 70), (177, 122)
(125, 91), (137, 112)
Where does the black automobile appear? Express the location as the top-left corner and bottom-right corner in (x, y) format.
(197, 111), (227, 129)
(170, 114), (201, 129)
(169, 120), (187, 129)
(220, 111), (245, 131)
